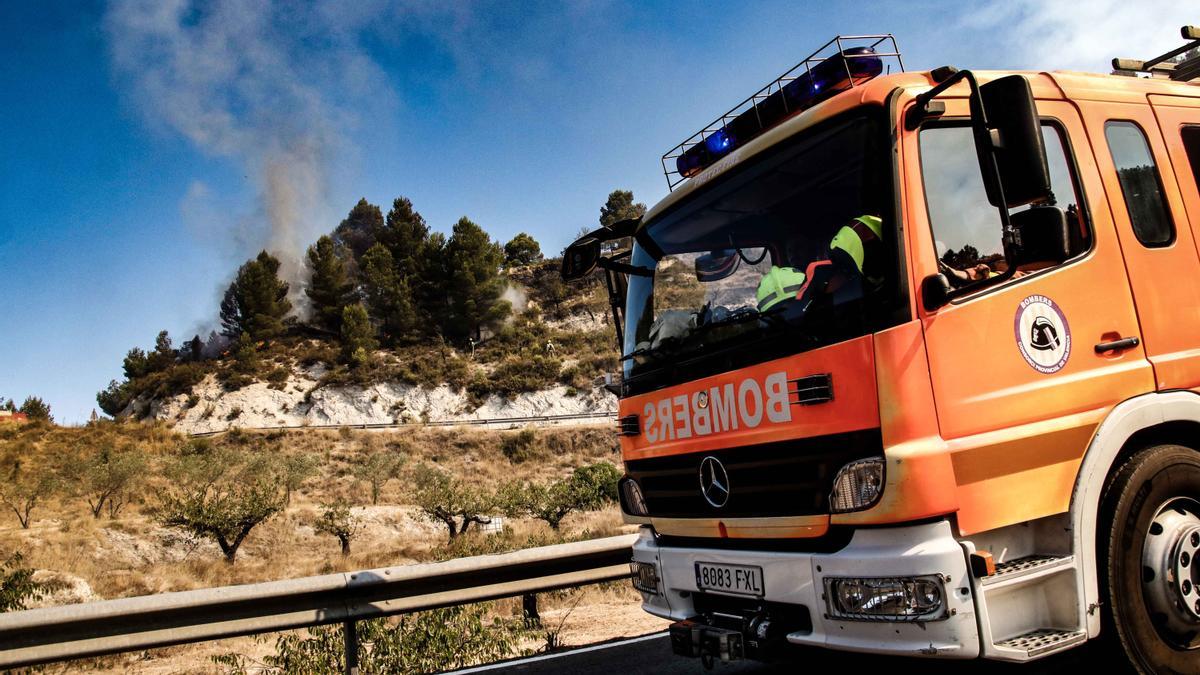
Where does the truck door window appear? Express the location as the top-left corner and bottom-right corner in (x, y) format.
(1105, 120), (1174, 247)
(920, 123), (1089, 285)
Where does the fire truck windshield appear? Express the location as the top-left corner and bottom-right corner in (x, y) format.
(622, 113), (892, 389)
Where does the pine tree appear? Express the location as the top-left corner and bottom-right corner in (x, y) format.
(360, 244), (418, 343)
(332, 198), (384, 263)
(442, 217), (511, 342)
(378, 197), (430, 280)
(415, 231), (449, 337)
(503, 233), (542, 267)
(148, 330), (175, 372)
(305, 235), (356, 333)
(219, 251), (293, 341)
(18, 397), (52, 423)
(122, 348), (150, 379)
(340, 304), (378, 367)
(377, 196), (447, 337)
(599, 189), (646, 228)
(186, 335), (204, 362)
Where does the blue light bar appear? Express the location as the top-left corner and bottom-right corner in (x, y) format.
(663, 35), (904, 189)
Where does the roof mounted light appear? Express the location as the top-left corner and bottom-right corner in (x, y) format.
(662, 35), (904, 191)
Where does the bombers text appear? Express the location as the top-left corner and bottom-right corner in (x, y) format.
(642, 372), (791, 443)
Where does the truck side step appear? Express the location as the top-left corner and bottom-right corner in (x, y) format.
(981, 554), (1073, 587)
(994, 628), (1086, 658)
(971, 548), (1085, 661)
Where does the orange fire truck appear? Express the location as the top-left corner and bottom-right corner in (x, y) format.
(564, 29), (1200, 672)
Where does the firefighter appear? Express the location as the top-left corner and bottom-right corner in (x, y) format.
(756, 214), (884, 313)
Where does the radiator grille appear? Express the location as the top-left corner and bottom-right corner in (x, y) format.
(624, 429), (881, 518)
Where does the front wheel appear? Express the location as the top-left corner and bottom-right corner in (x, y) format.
(1100, 444), (1200, 674)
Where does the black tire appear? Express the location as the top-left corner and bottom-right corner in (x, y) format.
(1099, 444), (1200, 674)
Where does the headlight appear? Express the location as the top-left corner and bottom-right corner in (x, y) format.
(824, 575), (946, 621)
(828, 457), (884, 513)
(621, 478), (649, 516)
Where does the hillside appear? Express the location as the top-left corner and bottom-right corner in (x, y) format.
(104, 258), (622, 434)
(90, 192), (647, 433)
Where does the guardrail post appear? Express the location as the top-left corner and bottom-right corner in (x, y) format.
(522, 593), (540, 627)
(344, 620), (359, 675)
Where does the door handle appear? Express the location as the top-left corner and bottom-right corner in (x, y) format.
(1094, 336), (1140, 353)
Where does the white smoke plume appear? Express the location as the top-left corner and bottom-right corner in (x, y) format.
(502, 283), (528, 316)
(104, 0), (394, 301)
(963, 0), (1196, 72)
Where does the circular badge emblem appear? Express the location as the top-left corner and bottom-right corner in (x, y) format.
(1014, 295), (1071, 374)
(696, 390), (709, 409)
(698, 456), (730, 508)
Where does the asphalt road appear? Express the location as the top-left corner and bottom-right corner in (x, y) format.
(456, 632), (1115, 675)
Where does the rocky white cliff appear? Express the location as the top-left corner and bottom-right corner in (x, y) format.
(137, 367), (616, 435)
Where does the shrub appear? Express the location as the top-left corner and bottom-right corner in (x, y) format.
(468, 355), (561, 403)
(214, 605), (528, 674)
(0, 553), (48, 612)
(266, 367), (291, 390)
(500, 428), (541, 463)
(296, 341), (338, 368)
(570, 461), (622, 503)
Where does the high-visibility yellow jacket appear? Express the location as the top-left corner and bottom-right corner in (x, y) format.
(755, 215), (884, 312)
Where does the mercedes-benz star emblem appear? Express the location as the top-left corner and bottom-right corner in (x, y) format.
(696, 391), (709, 409)
(699, 456), (730, 508)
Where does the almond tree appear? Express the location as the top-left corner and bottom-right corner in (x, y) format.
(313, 501), (360, 556)
(351, 449), (405, 505)
(412, 464), (494, 540)
(74, 445), (147, 519)
(156, 450), (285, 563)
(0, 459), (59, 529)
(501, 462), (621, 530)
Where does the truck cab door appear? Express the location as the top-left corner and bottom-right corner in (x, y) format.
(1075, 98), (1200, 389)
(903, 95), (1155, 536)
(1093, 95), (1200, 390)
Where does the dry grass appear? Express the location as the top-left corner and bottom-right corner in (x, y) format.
(0, 422), (625, 599)
(0, 421), (650, 672)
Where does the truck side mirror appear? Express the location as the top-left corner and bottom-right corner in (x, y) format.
(561, 218), (643, 282)
(1011, 205), (1070, 266)
(562, 237), (601, 280)
(921, 273), (952, 312)
(973, 75), (1052, 209)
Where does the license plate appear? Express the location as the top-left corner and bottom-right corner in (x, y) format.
(694, 562), (764, 596)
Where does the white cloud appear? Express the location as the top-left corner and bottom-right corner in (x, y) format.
(963, 0), (1196, 72)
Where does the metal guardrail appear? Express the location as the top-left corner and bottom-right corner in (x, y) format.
(0, 534), (638, 672)
(188, 411), (618, 437)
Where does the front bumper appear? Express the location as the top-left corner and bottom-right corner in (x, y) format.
(632, 520), (979, 658)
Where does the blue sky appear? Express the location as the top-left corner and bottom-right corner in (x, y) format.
(0, 0), (1191, 423)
